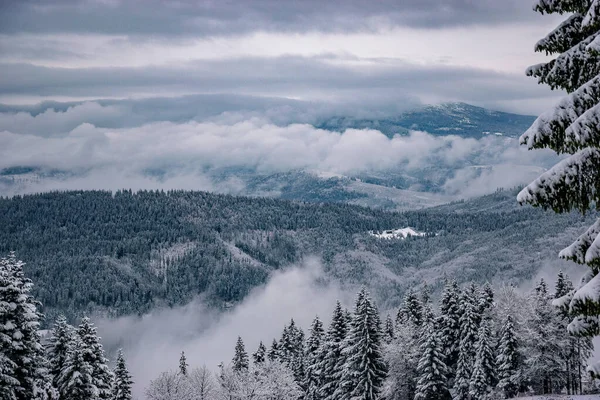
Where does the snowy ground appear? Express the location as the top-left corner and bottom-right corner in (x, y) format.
(368, 227), (426, 239)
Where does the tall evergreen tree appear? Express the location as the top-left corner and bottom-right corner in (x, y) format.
(439, 280), (462, 374)
(57, 337), (97, 400)
(179, 351), (188, 376)
(305, 316), (325, 400)
(414, 322), (450, 400)
(336, 289), (387, 400)
(268, 339), (280, 362)
(469, 319), (495, 400)
(517, 0), (600, 376)
(252, 341), (267, 365)
(0, 253), (50, 400)
(112, 350), (133, 400)
(279, 319), (306, 386)
(318, 301), (349, 400)
(76, 318), (114, 400)
(452, 289), (479, 400)
(46, 315), (75, 389)
(232, 336), (249, 372)
(396, 288), (423, 326)
(496, 315), (521, 399)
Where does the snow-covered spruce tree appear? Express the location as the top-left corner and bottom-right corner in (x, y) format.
(336, 289), (387, 400)
(268, 339), (280, 362)
(112, 350), (133, 400)
(517, 0), (600, 376)
(0, 253), (51, 400)
(252, 341), (267, 365)
(46, 315), (75, 388)
(479, 282), (495, 316)
(414, 321), (450, 400)
(439, 280), (462, 375)
(317, 300), (349, 400)
(469, 319), (495, 400)
(452, 289), (480, 400)
(179, 351), (188, 376)
(279, 319), (306, 387)
(384, 314), (395, 344)
(304, 316), (325, 400)
(396, 288), (423, 326)
(496, 314), (521, 399)
(76, 317), (114, 399)
(232, 336), (249, 372)
(57, 337), (97, 400)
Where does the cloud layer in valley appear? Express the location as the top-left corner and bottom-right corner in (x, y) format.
(96, 259), (350, 398)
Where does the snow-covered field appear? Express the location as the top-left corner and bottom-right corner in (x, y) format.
(368, 227), (426, 239)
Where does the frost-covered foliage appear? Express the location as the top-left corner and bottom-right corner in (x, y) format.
(0, 253), (51, 400)
(518, 0), (600, 376)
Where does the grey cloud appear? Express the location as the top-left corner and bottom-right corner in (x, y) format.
(0, 0), (532, 37)
(0, 56), (561, 114)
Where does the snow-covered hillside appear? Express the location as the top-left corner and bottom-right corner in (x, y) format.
(369, 227), (426, 239)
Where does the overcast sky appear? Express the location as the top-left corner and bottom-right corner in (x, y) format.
(0, 0), (564, 113)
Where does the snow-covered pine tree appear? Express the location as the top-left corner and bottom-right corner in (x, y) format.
(46, 315), (75, 389)
(0, 252), (51, 400)
(252, 341), (267, 365)
(279, 319), (306, 387)
(414, 321), (450, 400)
(396, 288), (423, 326)
(517, 0), (600, 376)
(76, 318), (114, 399)
(479, 282), (495, 315)
(232, 336), (249, 372)
(112, 350), (133, 400)
(179, 351), (188, 376)
(452, 289), (480, 400)
(304, 316), (325, 400)
(57, 337), (97, 400)
(496, 314), (521, 399)
(469, 319), (495, 400)
(317, 300), (349, 400)
(439, 280), (462, 375)
(384, 314), (395, 344)
(268, 339), (280, 362)
(336, 289), (387, 400)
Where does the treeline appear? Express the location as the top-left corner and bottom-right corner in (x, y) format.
(147, 276), (600, 399)
(2, 251), (599, 400)
(0, 190), (590, 323)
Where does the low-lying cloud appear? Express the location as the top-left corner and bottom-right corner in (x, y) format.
(0, 98), (559, 199)
(95, 259), (349, 398)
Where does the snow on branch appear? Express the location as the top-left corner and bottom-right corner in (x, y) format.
(559, 218), (600, 265)
(520, 74), (600, 153)
(517, 147), (600, 213)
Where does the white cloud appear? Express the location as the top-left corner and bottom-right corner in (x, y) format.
(95, 258), (350, 398)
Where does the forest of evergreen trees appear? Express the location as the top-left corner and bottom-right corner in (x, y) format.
(3, 251), (599, 400)
(0, 189), (592, 324)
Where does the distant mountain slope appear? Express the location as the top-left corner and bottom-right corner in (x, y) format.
(0, 189), (592, 322)
(317, 103), (536, 138)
